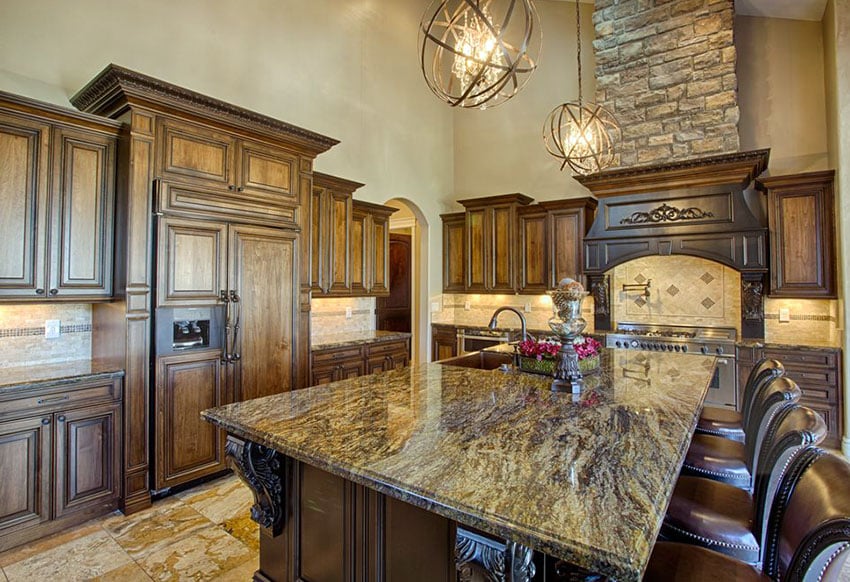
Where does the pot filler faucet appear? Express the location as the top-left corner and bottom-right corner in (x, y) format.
(488, 307), (530, 342)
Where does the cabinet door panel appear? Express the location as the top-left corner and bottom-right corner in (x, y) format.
(157, 217), (228, 306)
(310, 188), (327, 294)
(239, 141), (296, 202)
(230, 226), (298, 400)
(158, 119), (235, 187)
(51, 128), (116, 297)
(442, 215), (465, 293)
(466, 209), (486, 292)
(371, 214), (389, 295)
(54, 403), (120, 518)
(0, 415), (51, 533)
(490, 206), (514, 291)
(518, 212), (548, 293)
(0, 114), (49, 297)
(776, 194), (820, 287)
(327, 192), (352, 295)
(350, 209), (368, 294)
(155, 351), (225, 490)
(551, 211), (581, 286)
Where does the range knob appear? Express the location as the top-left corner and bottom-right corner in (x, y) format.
(615, 341), (622, 348)
(682, 345), (688, 352)
(640, 342), (647, 349)
(716, 346), (724, 355)
(700, 346), (709, 354)
(667, 345), (674, 351)
(631, 340), (639, 348)
(674, 345), (680, 352)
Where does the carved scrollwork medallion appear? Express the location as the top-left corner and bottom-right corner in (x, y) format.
(225, 438), (285, 535)
(619, 203), (714, 225)
(742, 280), (765, 321)
(456, 529), (536, 582)
(590, 276), (610, 316)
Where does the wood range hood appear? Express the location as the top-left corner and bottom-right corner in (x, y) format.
(575, 149), (771, 339)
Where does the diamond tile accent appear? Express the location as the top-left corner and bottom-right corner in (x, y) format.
(634, 274), (647, 284)
(700, 272), (715, 284)
(666, 285), (680, 297)
(701, 297), (716, 309)
(634, 297), (647, 308)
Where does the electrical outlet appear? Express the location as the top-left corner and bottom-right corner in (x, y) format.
(779, 308), (791, 323)
(45, 319), (61, 339)
(345, 306), (353, 319)
(431, 301), (441, 313)
(523, 302), (532, 313)
(464, 301), (471, 311)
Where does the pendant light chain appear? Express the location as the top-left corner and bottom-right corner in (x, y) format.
(576, 0), (582, 106)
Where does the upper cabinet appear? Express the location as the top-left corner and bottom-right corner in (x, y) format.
(0, 93), (119, 301)
(310, 172), (395, 298)
(459, 194), (533, 294)
(156, 118), (299, 228)
(758, 171), (836, 298)
(442, 195), (596, 294)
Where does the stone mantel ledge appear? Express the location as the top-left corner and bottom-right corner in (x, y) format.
(203, 349), (714, 581)
(311, 330), (411, 351)
(0, 359), (125, 396)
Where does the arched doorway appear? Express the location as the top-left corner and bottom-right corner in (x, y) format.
(379, 198), (428, 365)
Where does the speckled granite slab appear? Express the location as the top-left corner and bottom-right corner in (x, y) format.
(203, 349), (714, 581)
(0, 359), (124, 395)
(311, 330), (411, 350)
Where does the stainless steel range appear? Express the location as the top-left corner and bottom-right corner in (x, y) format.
(606, 323), (738, 409)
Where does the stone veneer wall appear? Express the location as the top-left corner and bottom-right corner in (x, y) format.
(593, 0), (740, 167)
(0, 304), (92, 367)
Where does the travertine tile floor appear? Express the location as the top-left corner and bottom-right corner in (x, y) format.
(0, 474), (258, 581)
(1, 472), (848, 581)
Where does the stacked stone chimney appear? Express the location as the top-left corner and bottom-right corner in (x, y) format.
(592, 0), (740, 167)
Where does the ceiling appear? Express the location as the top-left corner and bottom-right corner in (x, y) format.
(735, 0), (828, 21)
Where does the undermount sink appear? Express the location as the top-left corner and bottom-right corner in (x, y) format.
(436, 351), (515, 370)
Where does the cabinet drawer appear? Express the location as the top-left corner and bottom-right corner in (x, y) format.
(799, 385), (835, 402)
(763, 349), (838, 369)
(366, 340), (409, 357)
(0, 379), (121, 419)
(783, 368), (839, 389)
(312, 346), (363, 365)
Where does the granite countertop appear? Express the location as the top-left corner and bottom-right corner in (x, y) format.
(737, 339), (842, 351)
(0, 359), (125, 396)
(203, 348), (714, 581)
(311, 330), (412, 350)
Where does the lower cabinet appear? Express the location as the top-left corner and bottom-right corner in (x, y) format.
(431, 324), (458, 362)
(154, 350), (228, 491)
(739, 345), (843, 449)
(310, 338), (410, 386)
(0, 375), (122, 552)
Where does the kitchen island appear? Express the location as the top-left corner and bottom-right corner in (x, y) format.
(202, 348), (716, 581)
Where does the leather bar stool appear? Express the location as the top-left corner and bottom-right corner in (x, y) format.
(680, 376), (801, 489)
(660, 405), (826, 564)
(644, 448), (850, 582)
(696, 358), (784, 443)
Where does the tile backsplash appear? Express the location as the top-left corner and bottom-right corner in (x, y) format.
(311, 297), (376, 341)
(0, 303), (92, 368)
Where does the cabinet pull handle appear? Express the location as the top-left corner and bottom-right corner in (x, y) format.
(228, 184), (236, 191)
(57, 415), (66, 422)
(49, 289), (58, 296)
(237, 186), (244, 192)
(35, 288), (45, 295)
(42, 418), (50, 425)
(37, 395), (70, 405)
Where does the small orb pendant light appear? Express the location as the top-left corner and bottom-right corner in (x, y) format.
(419, 0), (542, 109)
(543, 1), (620, 174)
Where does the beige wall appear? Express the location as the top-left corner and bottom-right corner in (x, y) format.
(451, 1), (595, 205)
(736, 15), (831, 173)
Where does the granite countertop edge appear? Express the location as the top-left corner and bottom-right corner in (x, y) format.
(203, 406), (635, 581)
(0, 362), (125, 395)
(311, 330), (412, 350)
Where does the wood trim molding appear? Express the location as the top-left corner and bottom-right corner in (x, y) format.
(457, 193), (535, 208)
(70, 64), (339, 156)
(575, 149), (771, 197)
(312, 171), (365, 193)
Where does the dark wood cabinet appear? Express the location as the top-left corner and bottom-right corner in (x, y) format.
(352, 200), (395, 297)
(762, 345), (843, 449)
(0, 94), (119, 301)
(310, 338), (410, 386)
(431, 324), (458, 362)
(441, 212), (466, 293)
(311, 172), (360, 296)
(155, 351), (226, 491)
(758, 171), (836, 298)
(517, 207), (550, 293)
(540, 198), (597, 287)
(0, 375), (122, 552)
(156, 216), (228, 307)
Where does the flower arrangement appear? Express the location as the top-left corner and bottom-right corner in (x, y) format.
(516, 335), (602, 375)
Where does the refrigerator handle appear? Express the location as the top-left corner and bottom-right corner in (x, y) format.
(230, 290), (242, 362)
(221, 290), (232, 363)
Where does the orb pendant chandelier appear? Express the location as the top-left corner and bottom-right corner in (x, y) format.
(543, 1), (620, 174)
(419, 0), (541, 110)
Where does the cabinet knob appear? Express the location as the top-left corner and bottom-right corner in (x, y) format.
(228, 184), (235, 191)
(57, 415), (66, 422)
(42, 418), (50, 425)
(237, 186), (244, 192)
(35, 288), (45, 295)
(49, 289), (58, 296)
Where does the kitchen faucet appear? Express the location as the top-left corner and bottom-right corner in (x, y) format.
(488, 307), (530, 342)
